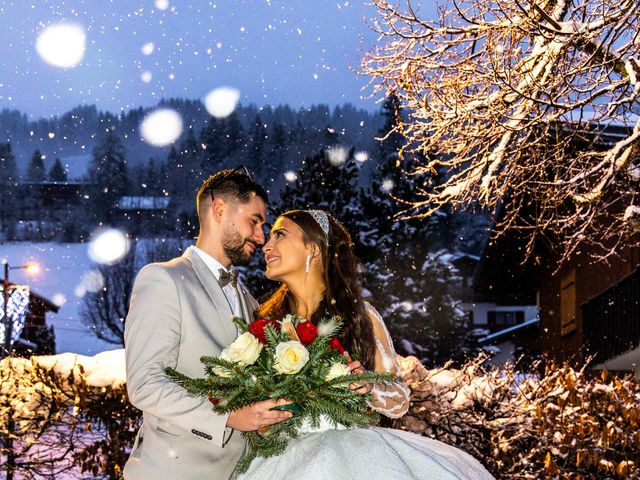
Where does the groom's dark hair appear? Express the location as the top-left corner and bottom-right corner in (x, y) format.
(196, 167), (268, 215)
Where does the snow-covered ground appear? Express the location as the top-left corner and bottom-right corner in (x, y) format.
(1, 242), (117, 355)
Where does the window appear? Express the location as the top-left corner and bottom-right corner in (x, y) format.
(487, 310), (525, 331)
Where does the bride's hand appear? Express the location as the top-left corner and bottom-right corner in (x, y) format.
(344, 353), (373, 395)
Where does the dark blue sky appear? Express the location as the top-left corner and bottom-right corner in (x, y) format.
(0, 0), (426, 119)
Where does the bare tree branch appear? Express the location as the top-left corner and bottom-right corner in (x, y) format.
(362, 0), (640, 260)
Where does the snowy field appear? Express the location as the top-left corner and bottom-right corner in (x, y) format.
(1, 242), (118, 355)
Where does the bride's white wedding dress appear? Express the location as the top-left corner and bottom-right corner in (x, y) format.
(238, 305), (494, 480)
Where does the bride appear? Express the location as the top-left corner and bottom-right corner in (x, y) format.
(238, 209), (494, 480)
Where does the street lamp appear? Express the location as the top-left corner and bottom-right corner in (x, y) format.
(2, 261), (40, 356)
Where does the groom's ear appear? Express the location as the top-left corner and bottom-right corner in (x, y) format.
(211, 196), (226, 223)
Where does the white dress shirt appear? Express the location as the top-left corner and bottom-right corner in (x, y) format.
(192, 246), (241, 318)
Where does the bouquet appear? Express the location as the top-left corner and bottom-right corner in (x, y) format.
(166, 314), (393, 474)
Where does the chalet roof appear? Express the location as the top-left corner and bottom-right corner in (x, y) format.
(0, 284), (60, 313)
(30, 290), (60, 313)
(117, 196), (171, 210)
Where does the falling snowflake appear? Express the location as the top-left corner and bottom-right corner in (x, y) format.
(354, 151), (369, 163)
(140, 108), (183, 147)
(141, 42), (155, 55)
(155, 0), (170, 10)
(284, 171), (298, 182)
(36, 23), (86, 68)
(381, 178), (395, 192)
(87, 228), (130, 265)
(326, 146), (348, 165)
(204, 86), (241, 118)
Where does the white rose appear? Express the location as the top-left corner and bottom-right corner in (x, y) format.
(220, 332), (263, 366)
(274, 341), (309, 374)
(325, 362), (350, 381)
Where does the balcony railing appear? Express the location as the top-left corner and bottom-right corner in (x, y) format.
(582, 268), (640, 364)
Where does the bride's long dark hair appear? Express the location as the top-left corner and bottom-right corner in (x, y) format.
(257, 210), (376, 370)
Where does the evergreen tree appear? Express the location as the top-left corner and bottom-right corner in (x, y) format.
(262, 122), (287, 185)
(27, 150), (46, 182)
(0, 142), (18, 238)
(224, 112), (245, 160)
(358, 95), (474, 367)
(247, 115), (268, 176)
(48, 158), (68, 182)
(278, 148), (362, 240)
(89, 129), (129, 222)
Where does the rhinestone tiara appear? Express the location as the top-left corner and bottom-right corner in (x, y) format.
(306, 209), (330, 238)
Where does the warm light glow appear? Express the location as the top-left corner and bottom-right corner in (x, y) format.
(140, 108), (183, 147)
(204, 87), (241, 118)
(24, 263), (40, 275)
(36, 23), (86, 68)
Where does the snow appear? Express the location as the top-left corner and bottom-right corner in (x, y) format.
(35, 24), (86, 69)
(140, 108), (183, 147)
(624, 205), (640, 231)
(33, 349), (126, 387)
(0, 242), (118, 356)
(87, 228), (130, 265)
(204, 87), (241, 119)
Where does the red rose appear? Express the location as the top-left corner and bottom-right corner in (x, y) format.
(248, 318), (280, 343)
(208, 397), (220, 406)
(329, 337), (346, 354)
(295, 321), (318, 346)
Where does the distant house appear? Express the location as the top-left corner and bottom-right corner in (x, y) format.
(115, 195), (172, 235)
(453, 252), (538, 328)
(15, 181), (96, 241)
(1, 284), (58, 356)
(464, 235), (540, 364)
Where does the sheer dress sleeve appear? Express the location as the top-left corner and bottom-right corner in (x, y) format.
(365, 303), (411, 419)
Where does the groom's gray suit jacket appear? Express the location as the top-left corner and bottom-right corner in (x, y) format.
(123, 246), (257, 480)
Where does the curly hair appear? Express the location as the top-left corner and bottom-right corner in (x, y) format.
(257, 210), (376, 370)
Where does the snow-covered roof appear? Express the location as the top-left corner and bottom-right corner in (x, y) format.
(117, 196), (171, 210)
(478, 317), (540, 344)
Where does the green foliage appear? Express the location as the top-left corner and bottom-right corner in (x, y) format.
(166, 314), (393, 474)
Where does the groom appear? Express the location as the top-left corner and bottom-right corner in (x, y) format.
(123, 168), (292, 480)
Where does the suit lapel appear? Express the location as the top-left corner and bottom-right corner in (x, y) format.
(183, 247), (237, 342)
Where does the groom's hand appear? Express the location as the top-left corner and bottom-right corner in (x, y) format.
(226, 398), (293, 432)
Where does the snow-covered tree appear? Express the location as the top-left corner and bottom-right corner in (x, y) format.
(362, 0), (640, 260)
(0, 142), (18, 238)
(48, 158), (68, 182)
(26, 150), (46, 182)
(89, 129), (129, 222)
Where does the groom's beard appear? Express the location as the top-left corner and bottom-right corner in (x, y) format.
(222, 228), (255, 266)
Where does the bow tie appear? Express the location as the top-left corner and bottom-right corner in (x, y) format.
(218, 269), (238, 288)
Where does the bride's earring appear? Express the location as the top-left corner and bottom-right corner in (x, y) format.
(305, 254), (311, 274)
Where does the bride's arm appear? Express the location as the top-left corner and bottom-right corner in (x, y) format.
(365, 303), (411, 419)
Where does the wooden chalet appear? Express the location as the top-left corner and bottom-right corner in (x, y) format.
(1, 285), (58, 356)
(475, 123), (640, 373)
